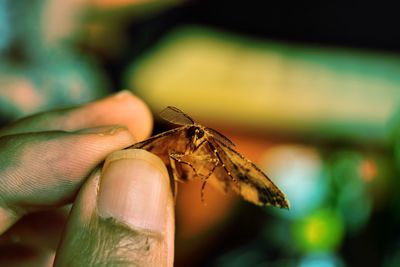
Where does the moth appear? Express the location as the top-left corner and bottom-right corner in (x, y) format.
(128, 106), (289, 209)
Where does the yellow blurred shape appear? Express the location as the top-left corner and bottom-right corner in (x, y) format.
(126, 26), (400, 143)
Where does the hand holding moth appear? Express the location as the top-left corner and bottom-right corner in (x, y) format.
(0, 91), (174, 267)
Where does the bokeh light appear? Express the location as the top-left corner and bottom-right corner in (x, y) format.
(299, 253), (345, 267)
(293, 209), (344, 253)
(330, 150), (372, 233)
(260, 145), (328, 219)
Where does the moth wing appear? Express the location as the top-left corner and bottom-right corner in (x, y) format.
(129, 126), (191, 198)
(205, 127), (236, 147)
(129, 127), (186, 164)
(209, 140), (289, 209)
(159, 106), (194, 126)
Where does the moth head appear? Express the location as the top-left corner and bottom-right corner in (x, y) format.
(187, 126), (205, 147)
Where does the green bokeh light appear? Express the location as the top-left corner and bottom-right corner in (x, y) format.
(293, 209), (344, 252)
(330, 150), (373, 233)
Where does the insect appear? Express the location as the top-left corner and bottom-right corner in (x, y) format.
(128, 106), (289, 209)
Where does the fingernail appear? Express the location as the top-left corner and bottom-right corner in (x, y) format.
(97, 149), (170, 233)
(76, 125), (128, 135)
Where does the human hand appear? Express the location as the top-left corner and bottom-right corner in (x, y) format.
(0, 91), (174, 267)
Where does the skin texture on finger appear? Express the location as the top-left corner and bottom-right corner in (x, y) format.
(0, 126), (135, 234)
(55, 150), (174, 267)
(0, 90), (153, 142)
(0, 207), (70, 249)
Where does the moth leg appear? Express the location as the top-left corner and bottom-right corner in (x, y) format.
(172, 152), (219, 179)
(208, 141), (240, 187)
(187, 141), (224, 201)
(170, 138), (208, 177)
(170, 151), (204, 179)
(173, 180), (178, 203)
(167, 156), (182, 203)
(200, 162), (219, 203)
(171, 150), (220, 203)
(184, 152), (221, 202)
(169, 153), (187, 183)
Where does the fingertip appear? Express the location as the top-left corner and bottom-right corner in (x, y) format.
(82, 90), (153, 141)
(108, 90), (154, 140)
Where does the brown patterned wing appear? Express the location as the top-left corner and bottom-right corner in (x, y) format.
(208, 139), (289, 209)
(205, 127), (235, 147)
(129, 126), (192, 197)
(129, 126), (189, 165)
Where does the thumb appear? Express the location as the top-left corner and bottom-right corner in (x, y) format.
(54, 149), (174, 267)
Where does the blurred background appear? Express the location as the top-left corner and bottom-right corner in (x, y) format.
(1, 1), (400, 266)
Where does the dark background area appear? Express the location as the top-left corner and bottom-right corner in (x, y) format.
(105, 1), (400, 90)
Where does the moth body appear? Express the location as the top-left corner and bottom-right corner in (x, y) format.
(129, 107), (290, 209)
